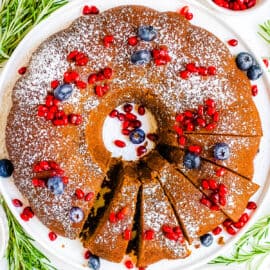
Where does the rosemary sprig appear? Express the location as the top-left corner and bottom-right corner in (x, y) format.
(259, 20), (270, 43)
(0, 196), (57, 270)
(0, 0), (68, 65)
(210, 215), (270, 270)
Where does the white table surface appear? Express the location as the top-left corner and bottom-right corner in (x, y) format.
(1, 0), (270, 269)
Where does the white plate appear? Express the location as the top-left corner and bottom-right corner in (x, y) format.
(1, 0), (270, 269)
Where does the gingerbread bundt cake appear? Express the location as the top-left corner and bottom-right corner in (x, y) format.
(4, 4), (262, 268)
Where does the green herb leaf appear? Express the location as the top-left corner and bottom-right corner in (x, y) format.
(0, 196), (57, 270)
(210, 215), (270, 270)
(259, 20), (270, 43)
(0, 0), (68, 66)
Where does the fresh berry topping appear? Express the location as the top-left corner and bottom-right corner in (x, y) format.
(109, 212), (117, 223)
(88, 255), (100, 270)
(131, 50), (151, 65)
(185, 12), (193, 20)
(84, 192), (94, 202)
(216, 167), (226, 177)
(143, 229), (155, 240)
(63, 71), (79, 83)
(123, 103), (133, 113)
(239, 213), (249, 223)
(247, 201), (257, 210)
(213, 143), (230, 160)
(18, 67), (27, 75)
(0, 159), (14, 177)
(48, 231), (57, 241)
(109, 109), (118, 118)
(223, 218), (232, 227)
(47, 176), (65, 195)
(123, 229), (132, 240)
(179, 70), (190, 79)
(137, 145), (147, 157)
(103, 67), (113, 79)
(125, 260), (134, 269)
(138, 26), (157, 41)
(84, 250), (91, 259)
(188, 145), (202, 155)
(70, 207), (84, 223)
(83, 5), (99, 15)
(68, 114), (82, 125)
(183, 152), (201, 169)
(251, 85), (258, 96)
(76, 80), (87, 89)
(75, 188), (84, 199)
(54, 84), (73, 101)
(114, 140), (126, 148)
(227, 39), (238, 46)
(212, 226), (222, 235)
(88, 74), (97, 84)
(200, 233), (213, 247)
(226, 225), (236, 235)
(179, 5), (189, 16)
(129, 128), (145, 144)
(247, 65), (263, 81)
(207, 66), (217, 75)
(128, 36), (138, 46)
(20, 206), (34, 221)
(12, 199), (23, 207)
(236, 52), (254, 71)
(103, 35), (114, 47)
(51, 80), (60, 89)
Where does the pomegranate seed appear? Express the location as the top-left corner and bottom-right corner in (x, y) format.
(95, 85), (104, 97)
(122, 129), (130, 135)
(68, 114), (82, 125)
(164, 232), (178, 241)
(247, 201), (257, 210)
(179, 5), (189, 16)
(184, 110), (193, 118)
(62, 176), (69, 184)
(218, 184), (228, 196)
(23, 207), (34, 218)
(89, 6), (99, 14)
(201, 179), (210, 190)
(18, 67), (27, 75)
(212, 226), (222, 235)
(137, 145), (147, 156)
(174, 125), (183, 135)
(109, 109), (118, 118)
(84, 250), (91, 259)
(175, 113), (185, 122)
(48, 231), (57, 241)
(117, 211), (125, 220)
(76, 57), (88, 66)
(125, 112), (137, 121)
(197, 105), (204, 116)
(198, 67), (207, 76)
(20, 212), (30, 221)
(188, 145), (201, 154)
(206, 122), (216, 131)
(197, 118), (206, 127)
(207, 66), (217, 75)
(213, 112), (219, 122)
(123, 229), (132, 240)
(51, 80), (59, 89)
(200, 197), (211, 208)
(12, 199), (23, 207)
(210, 204), (220, 211)
(103, 67), (113, 79)
(251, 85), (258, 96)
(38, 179), (46, 187)
(130, 120), (141, 128)
(219, 196), (227, 206)
(75, 189), (84, 199)
(114, 140), (126, 148)
(185, 12), (193, 20)
(186, 63), (198, 73)
(103, 35), (114, 47)
(67, 50), (79, 61)
(239, 213), (249, 223)
(227, 39), (238, 47)
(263, 58), (269, 68)
(120, 206), (129, 216)
(125, 260), (134, 269)
(118, 113), (126, 121)
(109, 212), (117, 223)
(138, 105), (145, 115)
(162, 225), (173, 233)
(76, 81), (87, 89)
(143, 229), (155, 240)
(178, 136), (186, 147)
(205, 98), (215, 108)
(211, 192), (219, 204)
(88, 74), (97, 84)
(123, 104), (133, 113)
(216, 167), (226, 177)
(64, 71), (79, 83)
(186, 123), (194, 131)
(85, 192), (94, 202)
(226, 225), (236, 235)
(128, 36), (138, 46)
(173, 226), (182, 235)
(233, 221), (245, 229)
(208, 179), (218, 190)
(32, 178), (39, 187)
(223, 218), (232, 227)
(82, 5), (99, 15)
(179, 70), (190, 79)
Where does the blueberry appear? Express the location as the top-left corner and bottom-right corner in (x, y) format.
(213, 143), (230, 160)
(47, 176), (65, 195)
(70, 207), (84, 223)
(247, 65), (263, 81)
(0, 159), (14, 177)
(131, 50), (151, 65)
(129, 128), (145, 144)
(88, 255), (100, 270)
(138, 26), (157, 41)
(183, 152), (201, 169)
(236, 52), (254, 71)
(200, 233), (213, 247)
(54, 84), (73, 101)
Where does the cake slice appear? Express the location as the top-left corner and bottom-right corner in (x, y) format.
(144, 151), (226, 243)
(83, 165), (141, 262)
(137, 168), (189, 268)
(160, 133), (260, 180)
(161, 146), (259, 222)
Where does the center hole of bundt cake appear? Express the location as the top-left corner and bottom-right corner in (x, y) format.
(102, 103), (158, 161)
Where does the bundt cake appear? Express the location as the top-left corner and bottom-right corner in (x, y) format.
(4, 3), (262, 268)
